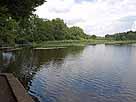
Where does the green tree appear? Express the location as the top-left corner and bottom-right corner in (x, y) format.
(105, 31), (136, 41)
(91, 35), (97, 39)
(0, 17), (18, 46)
(0, 0), (46, 46)
(0, 0), (46, 20)
(51, 18), (67, 40)
(67, 26), (86, 40)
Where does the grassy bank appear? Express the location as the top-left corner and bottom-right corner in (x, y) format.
(32, 40), (107, 48)
(32, 40), (136, 48)
(104, 40), (136, 45)
(1, 40), (136, 49)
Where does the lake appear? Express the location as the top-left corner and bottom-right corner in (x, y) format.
(1, 44), (136, 102)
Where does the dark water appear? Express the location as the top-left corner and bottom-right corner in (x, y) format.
(1, 44), (136, 102)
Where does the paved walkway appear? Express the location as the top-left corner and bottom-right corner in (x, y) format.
(0, 74), (34, 102)
(0, 75), (16, 102)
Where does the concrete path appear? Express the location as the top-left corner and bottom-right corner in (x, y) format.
(0, 73), (34, 102)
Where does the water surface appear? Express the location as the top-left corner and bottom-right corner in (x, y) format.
(0, 44), (136, 102)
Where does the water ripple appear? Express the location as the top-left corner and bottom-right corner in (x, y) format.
(26, 45), (136, 102)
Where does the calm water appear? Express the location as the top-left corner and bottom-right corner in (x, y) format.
(1, 44), (136, 102)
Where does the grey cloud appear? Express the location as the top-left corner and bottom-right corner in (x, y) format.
(66, 18), (86, 25)
(119, 16), (136, 22)
(48, 8), (70, 13)
(85, 16), (136, 35)
(117, 16), (136, 31)
(75, 0), (97, 3)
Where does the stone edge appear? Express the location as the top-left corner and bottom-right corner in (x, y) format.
(0, 73), (34, 102)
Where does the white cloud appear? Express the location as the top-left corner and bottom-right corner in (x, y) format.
(132, 21), (136, 31)
(35, 0), (136, 36)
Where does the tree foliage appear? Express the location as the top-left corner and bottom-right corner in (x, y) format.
(28, 17), (87, 42)
(90, 35), (97, 39)
(105, 31), (136, 40)
(0, 15), (88, 45)
(0, 0), (46, 20)
(0, 0), (45, 46)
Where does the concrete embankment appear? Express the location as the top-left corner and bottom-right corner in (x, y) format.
(0, 73), (34, 102)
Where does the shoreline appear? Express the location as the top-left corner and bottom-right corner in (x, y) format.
(32, 40), (136, 48)
(1, 40), (136, 49)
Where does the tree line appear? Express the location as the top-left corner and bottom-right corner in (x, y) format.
(2, 0), (135, 46)
(0, 0), (93, 46)
(105, 31), (136, 40)
(0, 15), (90, 46)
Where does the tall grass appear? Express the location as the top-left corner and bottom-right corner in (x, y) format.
(33, 40), (136, 48)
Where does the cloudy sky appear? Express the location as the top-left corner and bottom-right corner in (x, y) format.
(35, 0), (136, 36)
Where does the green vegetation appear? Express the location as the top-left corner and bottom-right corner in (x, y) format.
(1, 0), (136, 48)
(0, 0), (46, 46)
(33, 40), (108, 48)
(105, 31), (136, 41)
(0, 0), (46, 20)
(0, 15), (90, 46)
(105, 40), (136, 45)
(33, 40), (136, 48)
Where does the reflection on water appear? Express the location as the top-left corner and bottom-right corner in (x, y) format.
(1, 45), (136, 102)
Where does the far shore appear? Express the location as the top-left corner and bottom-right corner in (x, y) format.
(32, 40), (136, 48)
(1, 40), (136, 50)
(33, 47), (67, 50)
